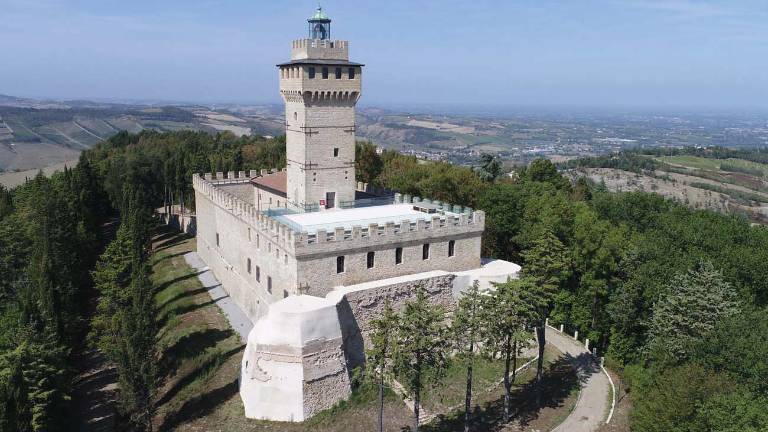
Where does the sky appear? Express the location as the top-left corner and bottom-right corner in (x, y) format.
(1, 0), (767, 109)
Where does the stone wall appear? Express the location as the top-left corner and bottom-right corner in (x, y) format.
(327, 271), (456, 371)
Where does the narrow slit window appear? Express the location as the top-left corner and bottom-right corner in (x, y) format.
(423, 243), (430, 260)
(448, 240), (456, 257)
(256, 266), (261, 282)
(337, 256), (345, 274)
(283, 290), (289, 298)
(333, 148), (339, 157)
(367, 251), (375, 269)
(216, 233), (220, 247)
(395, 247), (403, 265)
(247, 258), (252, 274)
(267, 277), (272, 294)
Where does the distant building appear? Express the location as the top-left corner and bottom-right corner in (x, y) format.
(192, 6), (519, 422)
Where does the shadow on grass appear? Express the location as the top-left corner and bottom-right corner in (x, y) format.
(157, 286), (209, 310)
(158, 377), (239, 432)
(157, 298), (222, 331)
(153, 250), (191, 265)
(160, 328), (234, 378)
(156, 345), (244, 409)
(153, 233), (194, 253)
(155, 270), (206, 295)
(419, 356), (580, 432)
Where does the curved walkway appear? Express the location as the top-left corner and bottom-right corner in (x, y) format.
(546, 326), (611, 432)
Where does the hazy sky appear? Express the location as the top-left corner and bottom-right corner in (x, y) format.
(1, 0), (767, 108)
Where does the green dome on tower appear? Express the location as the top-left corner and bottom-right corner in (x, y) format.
(309, 6), (330, 22)
(307, 4), (332, 40)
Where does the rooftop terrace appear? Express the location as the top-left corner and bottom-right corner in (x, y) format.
(275, 203), (464, 234)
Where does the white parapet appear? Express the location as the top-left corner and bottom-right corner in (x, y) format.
(452, 259), (522, 298)
(240, 295), (351, 422)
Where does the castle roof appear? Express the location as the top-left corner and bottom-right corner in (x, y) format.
(276, 59), (364, 68)
(251, 171), (287, 197)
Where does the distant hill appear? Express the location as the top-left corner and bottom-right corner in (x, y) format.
(0, 95), (284, 179)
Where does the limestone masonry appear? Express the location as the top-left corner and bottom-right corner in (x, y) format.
(191, 6), (520, 422)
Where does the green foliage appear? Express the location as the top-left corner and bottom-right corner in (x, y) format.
(695, 308), (768, 394)
(392, 288), (449, 431)
(378, 151), (487, 208)
(484, 277), (535, 421)
(365, 301), (398, 432)
(0, 335), (72, 432)
(696, 389), (768, 432)
(475, 153), (503, 182)
(630, 364), (734, 432)
(355, 141), (383, 185)
(645, 261), (740, 366)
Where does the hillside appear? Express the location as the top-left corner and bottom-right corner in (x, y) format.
(567, 149), (768, 224)
(0, 100), (284, 178)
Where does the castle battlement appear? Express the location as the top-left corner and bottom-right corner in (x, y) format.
(291, 38), (349, 61)
(193, 172), (485, 258)
(193, 173), (298, 253)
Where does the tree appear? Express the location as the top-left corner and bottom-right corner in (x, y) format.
(695, 307), (768, 394)
(631, 364), (733, 432)
(476, 153), (502, 182)
(520, 228), (571, 403)
(356, 141), (383, 185)
(392, 289), (449, 432)
(366, 301), (398, 432)
(115, 259), (157, 431)
(645, 261), (740, 366)
(484, 278), (534, 423)
(0, 335), (71, 432)
(90, 223), (133, 360)
(452, 281), (487, 432)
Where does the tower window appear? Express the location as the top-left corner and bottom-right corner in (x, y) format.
(284, 290), (289, 299)
(367, 252), (375, 269)
(423, 244), (430, 260)
(216, 233), (220, 247)
(448, 240), (456, 257)
(294, 112), (298, 121)
(348, 68), (356, 79)
(337, 256), (345, 274)
(309, 67), (316, 79)
(335, 67), (342, 79)
(395, 247), (403, 265)
(267, 277), (272, 294)
(322, 67), (329, 79)
(256, 266), (261, 282)
(247, 258), (252, 274)
(333, 148), (339, 157)
(248, 228), (251, 241)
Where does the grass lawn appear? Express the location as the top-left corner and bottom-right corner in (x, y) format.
(657, 155), (722, 171)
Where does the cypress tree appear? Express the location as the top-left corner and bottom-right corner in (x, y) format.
(520, 227), (571, 405)
(485, 278), (536, 423)
(366, 301), (398, 432)
(392, 288), (448, 432)
(452, 281), (487, 432)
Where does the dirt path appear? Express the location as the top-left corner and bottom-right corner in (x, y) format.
(547, 326), (611, 432)
(72, 350), (117, 432)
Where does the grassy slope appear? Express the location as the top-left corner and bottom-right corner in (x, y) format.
(150, 228), (582, 431)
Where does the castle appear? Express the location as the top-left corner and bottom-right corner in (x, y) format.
(192, 6), (520, 422)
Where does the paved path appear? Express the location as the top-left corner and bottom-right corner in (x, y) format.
(184, 252), (253, 342)
(547, 326), (610, 432)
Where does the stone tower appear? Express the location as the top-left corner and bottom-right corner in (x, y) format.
(278, 6), (363, 211)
